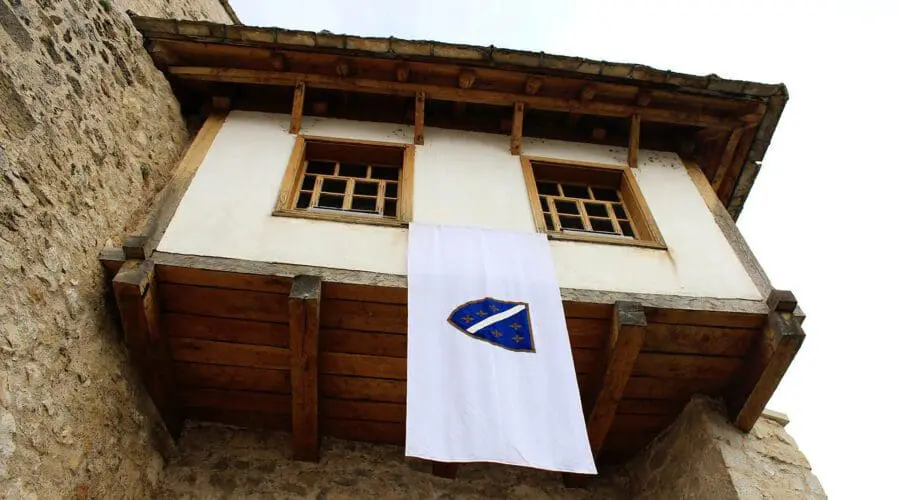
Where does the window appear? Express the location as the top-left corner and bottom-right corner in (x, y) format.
(521, 157), (665, 249)
(274, 136), (414, 226)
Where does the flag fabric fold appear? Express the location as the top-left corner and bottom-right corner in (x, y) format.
(405, 222), (596, 474)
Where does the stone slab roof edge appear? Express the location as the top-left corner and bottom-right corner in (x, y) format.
(131, 15), (789, 219)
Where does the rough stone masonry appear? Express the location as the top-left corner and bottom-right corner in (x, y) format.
(0, 0), (231, 497)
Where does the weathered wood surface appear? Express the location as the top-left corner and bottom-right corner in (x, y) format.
(290, 275), (322, 461)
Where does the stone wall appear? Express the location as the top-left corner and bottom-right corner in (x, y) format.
(626, 397), (826, 499)
(0, 0), (231, 497)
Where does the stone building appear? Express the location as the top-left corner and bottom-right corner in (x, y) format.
(0, 1), (824, 498)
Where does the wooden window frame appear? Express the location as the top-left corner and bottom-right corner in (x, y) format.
(273, 135), (415, 227)
(520, 156), (666, 250)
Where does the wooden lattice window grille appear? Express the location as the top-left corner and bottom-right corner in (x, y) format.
(274, 137), (414, 226)
(521, 157), (665, 249)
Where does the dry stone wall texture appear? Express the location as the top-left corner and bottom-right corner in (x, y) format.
(0, 0), (230, 498)
(627, 397), (826, 500)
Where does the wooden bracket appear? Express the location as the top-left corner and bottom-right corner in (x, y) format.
(628, 114), (641, 168)
(510, 102), (525, 155)
(290, 82), (306, 134)
(289, 275), (322, 461)
(414, 92), (425, 145)
(727, 289), (805, 432)
(112, 260), (183, 438)
(431, 461), (459, 479)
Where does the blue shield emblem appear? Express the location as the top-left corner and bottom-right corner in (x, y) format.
(447, 297), (535, 352)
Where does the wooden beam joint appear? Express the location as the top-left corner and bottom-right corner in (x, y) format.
(290, 275), (322, 461)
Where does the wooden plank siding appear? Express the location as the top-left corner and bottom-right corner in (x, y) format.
(143, 266), (771, 463)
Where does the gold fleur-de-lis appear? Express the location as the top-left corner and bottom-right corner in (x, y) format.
(510, 322), (522, 331)
(461, 314), (474, 324)
(488, 304), (500, 312)
(490, 329), (502, 338)
(512, 334), (524, 344)
(475, 310), (489, 318)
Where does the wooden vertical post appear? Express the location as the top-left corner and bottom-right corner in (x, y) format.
(290, 82), (306, 134)
(728, 290), (805, 431)
(628, 114), (641, 168)
(112, 260), (183, 438)
(510, 101), (524, 155)
(289, 275), (322, 461)
(414, 91), (425, 145)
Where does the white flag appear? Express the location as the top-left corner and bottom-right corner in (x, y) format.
(406, 223), (596, 474)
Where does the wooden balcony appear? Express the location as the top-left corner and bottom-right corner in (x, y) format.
(100, 249), (804, 472)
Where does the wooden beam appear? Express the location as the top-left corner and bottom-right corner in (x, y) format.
(524, 76), (543, 95)
(289, 82), (306, 134)
(431, 462), (459, 479)
(628, 114), (640, 168)
(113, 260), (183, 438)
(711, 127), (742, 190)
(585, 301), (646, 457)
(414, 91), (425, 145)
(270, 51), (286, 71)
(728, 290), (805, 432)
(510, 101), (524, 155)
(579, 85), (597, 102)
(635, 90), (652, 107)
(395, 64), (410, 82)
(335, 60), (351, 77)
(168, 67), (745, 129)
(289, 275), (322, 461)
(458, 69), (476, 89)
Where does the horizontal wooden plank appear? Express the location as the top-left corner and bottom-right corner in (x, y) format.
(645, 308), (765, 329)
(321, 299), (406, 334)
(567, 318), (610, 349)
(322, 418), (405, 445)
(563, 301), (613, 319)
(321, 329), (406, 358)
(321, 399), (405, 423)
(633, 353), (742, 380)
(320, 353), (406, 380)
(168, 338), (290, 370)
(163, 312), (289, 347)
(320, 375), (406, 403)
(185, 407), (291, 431)
(572, 348), (599, 375)
(643, 323), (756, 357)
(322, 283), (407, 304)
(156, 265), (292, 294)
(159, 283), (289, 323)
(616, 398), (688, 416)
(624, 376), (729, 400)
(179, 388), (291, 414)
(173, 362), (291, 393)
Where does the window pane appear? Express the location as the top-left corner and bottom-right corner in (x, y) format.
(317, 193), (344, 209)
(592, 187), (620, 202)
(297, 192), (312, 209)
(561, 184), (590, 199)
(537, 182), (558, 196)
(355, 181), (378, 196)
(559, 215), (584, 230)
(301, 175), (316, 191)
(384, 182), (398, 198)
(555, 200), (579, 215)
(340, 163), (368, 178)
(612, 203), (628, 219)
(351, 196), (377, 212)
(539, 197), (549, 212)
(585, 203), (608, 218)
(620, 221), (635, 238)
(590, 218), (615, 233)
(321, 178), (347, 194)
(306, 160), (335, 175)
(543, 213), (554, 230)
(371, 166), (400, 181)
(383, 199), (398, 217)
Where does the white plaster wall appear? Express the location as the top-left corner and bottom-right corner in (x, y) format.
(158, 111), (760, 300)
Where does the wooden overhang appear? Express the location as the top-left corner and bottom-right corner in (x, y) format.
(100, 249), (804, 471)
(131, 15), (787, 220)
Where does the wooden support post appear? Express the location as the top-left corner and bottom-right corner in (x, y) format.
(289, 82), (306, 134)
(289, 275), (322, 461)
(728, 290), (805, 432)
(510, 102), (524, 155)
(628, 114), (641, 168)
(431, 461), (459, 479)
(123, 235), (150, 260)
(414, 91), (425, 145)
(112, 260), (183, 438)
